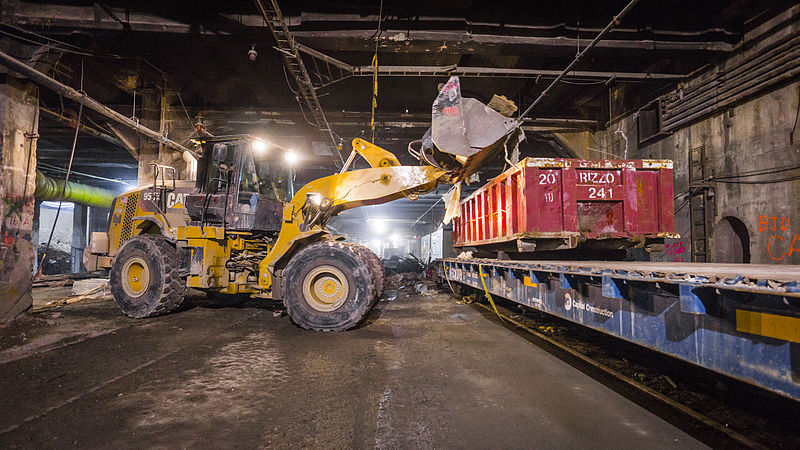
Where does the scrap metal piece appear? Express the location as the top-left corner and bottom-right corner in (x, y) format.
(424, 76), (523, 183)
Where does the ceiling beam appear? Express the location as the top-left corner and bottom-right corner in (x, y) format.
(292, 44), (684, 81)
(8, 4), (736, 54)
(292, 29), (734, 53)
(352, 65), (684, 81)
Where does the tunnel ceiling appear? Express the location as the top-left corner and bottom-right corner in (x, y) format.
(0, 0), (793, 232)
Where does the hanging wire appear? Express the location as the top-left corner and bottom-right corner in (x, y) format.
(370, 0), (384, 143)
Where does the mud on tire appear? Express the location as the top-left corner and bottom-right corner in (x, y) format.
(282, 241), (376, 331)
(348, 244), (385, 299)
(110, 235), (186, 318)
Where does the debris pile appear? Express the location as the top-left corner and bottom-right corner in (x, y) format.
(379, 270), (437, 302)
(36, 244), (71, 274)
(381, 254), (424, 274)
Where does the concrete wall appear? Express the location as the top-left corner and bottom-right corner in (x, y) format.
(558, 8), (800, 265)
(0, 77), (38, 321)
(37, 202), (73, 252)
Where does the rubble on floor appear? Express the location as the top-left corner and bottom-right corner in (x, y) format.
(36, 245), (71, 275)
(381, 254), (424, 274)
(44, 278), (111, 308)
(380, 271), (437, 302)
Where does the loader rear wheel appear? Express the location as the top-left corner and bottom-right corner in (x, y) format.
(282, 241), (375, 331)
(110, 235), (186, 318)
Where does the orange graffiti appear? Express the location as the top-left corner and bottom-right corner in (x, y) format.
(2, 230), (14, 247)
(767, 234), (800, 261)
(758, 215), (790, 232)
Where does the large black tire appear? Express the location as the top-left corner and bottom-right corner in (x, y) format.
(110, 235), (186, 318)
(348, 244), (385, 298)
(282, 241), (376, 331)
(361, 246), (385, 296)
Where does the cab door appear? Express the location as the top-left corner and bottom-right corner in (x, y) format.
(227, 147), (260, 230)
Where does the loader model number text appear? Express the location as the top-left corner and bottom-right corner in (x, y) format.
(578, 171), (615, 184)
(588, 187), (613, 199)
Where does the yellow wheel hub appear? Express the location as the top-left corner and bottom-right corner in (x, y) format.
(121, 256), (150, 298)
(302, 265), (349, 312)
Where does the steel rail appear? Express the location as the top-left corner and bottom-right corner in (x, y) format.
(468, 301), (763, 449)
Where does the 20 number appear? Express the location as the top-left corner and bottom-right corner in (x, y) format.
(538, 173), (556, 185)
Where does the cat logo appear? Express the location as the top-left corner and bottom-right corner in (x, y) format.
(166, 192), (187, 210)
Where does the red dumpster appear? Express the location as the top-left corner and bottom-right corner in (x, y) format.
(452, 157), (677, 252)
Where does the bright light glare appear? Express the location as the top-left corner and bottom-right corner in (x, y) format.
(284, 149), (299, 165)
(307, 193), (321, 205)
(391, 233), (401, 242)
(371, 219), (386, 235)
(251, 139), (268, 154)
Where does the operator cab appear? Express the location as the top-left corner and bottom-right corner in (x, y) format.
(186, 135), (289, 233)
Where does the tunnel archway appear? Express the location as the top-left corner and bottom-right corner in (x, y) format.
(712, 216), (751, 263)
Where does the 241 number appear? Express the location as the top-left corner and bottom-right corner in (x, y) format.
(588, 187), (613, 199)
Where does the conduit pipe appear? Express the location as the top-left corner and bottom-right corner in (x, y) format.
(34, 171), (115, 208)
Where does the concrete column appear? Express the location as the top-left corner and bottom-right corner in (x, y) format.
(88, 206), (110, 233)
(0, 76), (39, 322)
(136, 89), (188, 184)
(137, 89), (161, 184)
(71, 204), (87, 273)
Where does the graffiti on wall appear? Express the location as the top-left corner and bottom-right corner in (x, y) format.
(759, 215), (799, 261)
(664, 240), (686, 262)
(1, 197), (34, 258)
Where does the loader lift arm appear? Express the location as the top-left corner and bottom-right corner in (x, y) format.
(257, 138), (447, 290)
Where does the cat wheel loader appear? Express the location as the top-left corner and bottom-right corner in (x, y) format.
(85, 76), (522, 331)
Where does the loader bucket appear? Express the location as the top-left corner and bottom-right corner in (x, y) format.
(420, 77), (522, 182)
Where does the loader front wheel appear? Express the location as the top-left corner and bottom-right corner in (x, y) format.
(282, 241), (375, 331)
(110, 235), (186, 318)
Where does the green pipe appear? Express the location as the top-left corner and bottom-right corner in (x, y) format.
(34, 170), (115, 208)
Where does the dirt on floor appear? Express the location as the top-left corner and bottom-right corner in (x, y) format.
(0, 279), (702, 448)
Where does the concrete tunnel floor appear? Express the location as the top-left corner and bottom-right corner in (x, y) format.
(0, 283), (705, 448)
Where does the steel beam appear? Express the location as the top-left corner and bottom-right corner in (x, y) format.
(293, 44), (684, 81)
(38, 106), (124, 148)
(353, 65), (683, 81)
(8, 4), (738, 54)
(292, 30), (734, 53)
(0, 49), (197, 158)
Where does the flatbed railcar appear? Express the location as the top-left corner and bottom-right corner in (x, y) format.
(437, 257), (800, 401)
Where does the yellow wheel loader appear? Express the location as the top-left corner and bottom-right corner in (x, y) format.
(85, 76), (522, 331)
